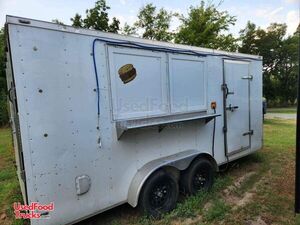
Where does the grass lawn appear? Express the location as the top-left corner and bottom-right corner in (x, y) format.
(0, 128), (24, 225)
(267, 107), (297, 114)
(0, 119), (299, 225)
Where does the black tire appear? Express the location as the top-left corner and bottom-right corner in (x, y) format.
(138, 170), (179, 218)
(180, 158), (215, 195)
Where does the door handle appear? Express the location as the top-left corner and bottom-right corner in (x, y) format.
(243, 130), (254, 136)
(8, 87), (14, 102)
(226, 104), (239, 112)
(226, 91), (234, 97)
(225, 86), (234, 98)
(221, 83), (234, 98)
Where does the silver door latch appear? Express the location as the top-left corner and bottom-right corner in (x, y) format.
(243, 130), (254, 136)
(226, 104), (239, 112)
(242, 75), (253, 80)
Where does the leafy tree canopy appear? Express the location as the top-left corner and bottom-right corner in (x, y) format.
(122, 23), (137, 36)
(70, 0), (120, 33)
(239, 22), (299, 105)
(175, 1), (237, 51)
(133, 3), (173, 41)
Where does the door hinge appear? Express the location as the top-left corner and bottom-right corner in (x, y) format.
(242, 75), (253, 80)
(243, 130), (254, 136)
(223, 126), (227, 133)
(221, 83), (227, 91)
(20, 170), (25, 181)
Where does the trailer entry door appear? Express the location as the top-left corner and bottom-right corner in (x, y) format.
(223, 60), (251, 156)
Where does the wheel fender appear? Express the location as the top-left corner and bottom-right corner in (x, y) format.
(127, 149), (214, 207)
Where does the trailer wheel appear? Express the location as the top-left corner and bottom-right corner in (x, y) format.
(180, 158), (215, 195)
(139, 170), (179, 218)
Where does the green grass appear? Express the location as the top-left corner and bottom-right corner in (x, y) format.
(0, 128), (26, 225)
(166, 176), (231, 219)
(0, 119), (298, 225)
(267, 107), (297, 114)
(204, 199), (230, 222)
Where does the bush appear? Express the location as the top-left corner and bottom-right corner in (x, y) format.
(0, 89), (9, 126)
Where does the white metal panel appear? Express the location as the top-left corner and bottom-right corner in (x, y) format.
(224, 60), (250, 153)
(169, 54), (206, 113)
(249, 60), (263, 151)
(6, 15), (262, 60)
(108, 47), (168, 120)
(9, 25), (114, 225)
(6, 18), (263, 225)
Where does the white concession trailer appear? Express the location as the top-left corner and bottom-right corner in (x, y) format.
(5, 16), (263, 225)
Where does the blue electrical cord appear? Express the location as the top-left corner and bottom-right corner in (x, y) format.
(92, 38), (262, 115)
(92, 39), (101, 116)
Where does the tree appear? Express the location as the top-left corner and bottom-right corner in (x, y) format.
(239, 22), (299, 105)
(134, 3), (173, 41)
(212, 34), (238, 52)
(122, 23), (137, 36)
(108, 17), (120, 33)
(70, 0), (120, 33)
(175, 1), (237, 51)
(275, 28), (299, 105)
(0, 28), (9, 126)
(52, 19), (65, 25)
(238, 22), (258, 54)
(70, 13), (83, 28)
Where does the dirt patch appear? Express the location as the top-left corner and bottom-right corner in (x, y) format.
(273, 159), (295, 199)
(203, 201), (212, 211)
(223, 171), (256, 195)
(0, 212), (12, 225)
(245, 216), (267, 225)
(171, 215), (203, 225)
(0, 156), (6, 169)
(224, 191), (255, 210)
(222, 171), (258, 209)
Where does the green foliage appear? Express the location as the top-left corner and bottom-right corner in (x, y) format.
(134, 3), (173, 41)
(70, 13), (83, 28)
(122, 23), (137, 36)
(172, 191), (209, 218)
(0, 89), (9, 126)
(108, 17), (120, 33)
(239, 22), (299, 106)
(70, 0), (120, 33)
(167, 177), (231, 220)
(0, 128), (25, 224)
(175, 1), (237, 51)
(239, 22), (258, 53)
(267, 107), (297, 114)
(204, 199), (230, 222)
(52, 19), (65, 25)
(0, 28), (9, 126)
(0, 28), (6, 91)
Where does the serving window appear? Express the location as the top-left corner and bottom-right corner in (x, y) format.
(108, 46), (207, 121)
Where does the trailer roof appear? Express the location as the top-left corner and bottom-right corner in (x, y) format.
(6, 15), (262, 60)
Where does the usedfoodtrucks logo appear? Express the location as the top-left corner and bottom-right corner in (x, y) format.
(14, 202), (54, 219)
